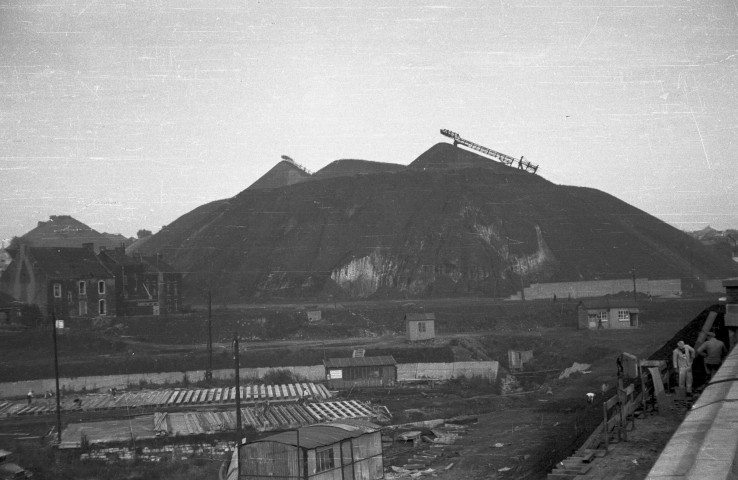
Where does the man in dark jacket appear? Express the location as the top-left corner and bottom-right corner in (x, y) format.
(697, 332), (727, 381)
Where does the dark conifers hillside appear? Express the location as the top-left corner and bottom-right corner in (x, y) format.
(132, 142), (738, 303)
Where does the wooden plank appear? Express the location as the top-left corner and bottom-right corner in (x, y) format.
(605, 395), (619, 410)
(214, 389), (223, 403)
(266, 385), (273, 399)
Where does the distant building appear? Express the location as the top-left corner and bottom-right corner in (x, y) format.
(98, 247), (182, 316)
(508, 349), (534, 371)
(0, 243), (182, 320)
(577, 298), (640, 329)
(405, 312), (435, 342)
(236, 422), (383, 480)
(0, 244), (116, 319)
(306, 310), (322, 323)
(324, 356), (397, 389)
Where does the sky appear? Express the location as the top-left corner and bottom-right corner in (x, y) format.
(1, 0), (737, 243)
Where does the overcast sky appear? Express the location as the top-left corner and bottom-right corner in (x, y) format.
(1, 0), (737, 243)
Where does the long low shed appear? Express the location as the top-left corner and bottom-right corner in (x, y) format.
(323, 356), (397, 389)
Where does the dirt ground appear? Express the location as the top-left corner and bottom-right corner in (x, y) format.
(0, 298), (712, 479)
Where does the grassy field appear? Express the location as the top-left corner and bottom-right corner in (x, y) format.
(0, 296), (712, 383)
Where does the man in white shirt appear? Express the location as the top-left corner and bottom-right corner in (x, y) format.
(673, 340), (695, 395)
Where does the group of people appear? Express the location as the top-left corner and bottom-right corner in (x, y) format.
(672, 331), (728, 395)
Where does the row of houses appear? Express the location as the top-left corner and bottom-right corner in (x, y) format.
(0, 243), (182, 321)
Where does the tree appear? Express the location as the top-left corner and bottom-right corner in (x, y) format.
(137, 229), (153, 239)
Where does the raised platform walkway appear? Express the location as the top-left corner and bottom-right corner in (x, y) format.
(647, 345), (738, 479)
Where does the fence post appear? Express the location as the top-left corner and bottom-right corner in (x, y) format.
(602, 400), (609, 452)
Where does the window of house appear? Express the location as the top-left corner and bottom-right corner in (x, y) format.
(618, 310), (630, 322)
(53, 283), (62, 298)
(418, 321), (426, 333)
(79, 301), (87, 316)
(78, 281), (86, 296)
(98, 280), (105, 295)
(99, 299), (106, 315)
(67, 291), (73, 303)
(315, 447), (335, 473)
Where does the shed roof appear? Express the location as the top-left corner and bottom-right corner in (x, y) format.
(405, 313), (435, 322)
(324, 356), (396, 368)
(579, 298), (639, 310)
(249, 422), (379, 450)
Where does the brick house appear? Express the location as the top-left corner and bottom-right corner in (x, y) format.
(577, 298), (640, 329)
(0, 244), (116, 319)
(97, 247), (182, 316)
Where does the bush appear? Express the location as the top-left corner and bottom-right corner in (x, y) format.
(261, 369), (301, 385)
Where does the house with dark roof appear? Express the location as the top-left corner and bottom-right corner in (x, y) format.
(405, 312), (435, 342)
(577, 298), (640, 329)
(323, 356), (397, 389)
(234, 421), (383, 480)
(98, 247), (182, 316)
(0, 244), (116, 319)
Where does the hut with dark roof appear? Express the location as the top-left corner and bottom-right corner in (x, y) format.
(577, 298), (640, 329)
(323, 356), (397, 390)
(405, 312), (435, 342)
(236, 421), (383, 480)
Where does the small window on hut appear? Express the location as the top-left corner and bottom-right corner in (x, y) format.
(316, 447), (335, 473)
(618, 310), (630, 322)
(418, 321), (426, 333)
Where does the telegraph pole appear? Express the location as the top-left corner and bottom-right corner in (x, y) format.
(206, 290), (213, 381)
(51, 311), (62, 444)
(234, 332), (242, 479)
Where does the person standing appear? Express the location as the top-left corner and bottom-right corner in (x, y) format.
(697, 332), (728, 381)
(672, 341), (695, 395)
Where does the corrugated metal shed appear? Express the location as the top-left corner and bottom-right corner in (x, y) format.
(249, 422), (379, 449)
(324, 356), (396, 368)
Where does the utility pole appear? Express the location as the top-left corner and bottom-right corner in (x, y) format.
(206, 290), (213, 381)
(234, 332), (242, 479)
(51, 311), (62, 444)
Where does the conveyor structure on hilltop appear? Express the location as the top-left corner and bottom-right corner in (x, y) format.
(440, 129), (539, 174)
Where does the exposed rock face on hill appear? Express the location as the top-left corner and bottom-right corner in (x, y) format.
(133, 143), (738, 302)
